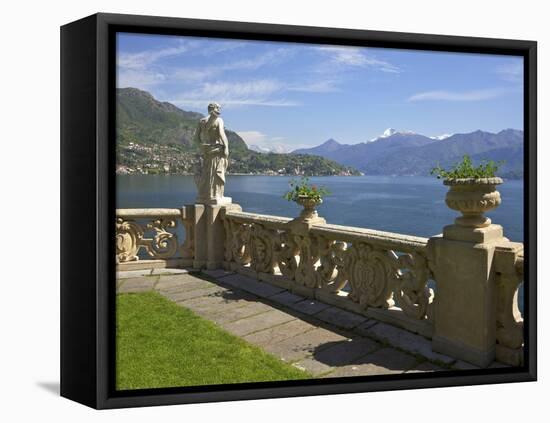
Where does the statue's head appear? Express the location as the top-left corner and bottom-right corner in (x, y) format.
(208, 102), (221, 116)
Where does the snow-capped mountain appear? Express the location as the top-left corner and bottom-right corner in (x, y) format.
(292, 129), (523, 177)
(430, 133), (454, 140)
(368, 128), (454, 143)
(369, 128), (418, 142)
(379, 128), (398, 138)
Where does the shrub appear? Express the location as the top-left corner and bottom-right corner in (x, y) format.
(430, 155), (503, 179)
(283, 177), (330, 202)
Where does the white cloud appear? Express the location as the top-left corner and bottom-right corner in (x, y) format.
(316, 46), (400, 73)
(169, 67), (220, 83)
(288, 79), (341, 93)
(169, 79), (301, 109)
(237, 131), (310, 153)
(171, 98), (300, 109)
(118, 66), (219, 89)
(117, 44), (295, 94)
(238, 130), (287, 152)
(197, 79), (283, 98)
(117, 41), (367, 108)
(496, 62), (523, 82)
(221, 48), (293, 71)
(117, 69), (167, 89)
(237, 130), (267, 145)
(118, 41), (195, 70)
(408, 88), (507, 102)
(199, 41), (248, 56)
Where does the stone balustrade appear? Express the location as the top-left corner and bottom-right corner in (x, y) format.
(222, 209), (434, 337)
(115, 200), (525, 367)
(115, 207), (195, 270)
(495, 244), (525, 366)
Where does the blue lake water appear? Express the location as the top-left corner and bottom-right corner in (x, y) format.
(117, 175), (524, 242)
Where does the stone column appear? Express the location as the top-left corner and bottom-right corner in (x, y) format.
(191, 204), (207, 269)
(428, 223), (505, 367)
(205, 203), (241, 269)
(188, 202), (241, 270)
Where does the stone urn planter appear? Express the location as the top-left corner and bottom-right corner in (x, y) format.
(295, 195), (323, 222)
(444, 177), (503, 228)
(284, 177), (329, 225)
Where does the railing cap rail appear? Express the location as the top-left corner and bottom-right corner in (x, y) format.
(494, 240), (524, 274)
(116, 208), (183, 218)
(310, 222), (429, 251)
(224, 210), (292, 225)
(224, 209), (429, 252)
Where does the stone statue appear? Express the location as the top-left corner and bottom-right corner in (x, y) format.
(193, 102), (231, 205)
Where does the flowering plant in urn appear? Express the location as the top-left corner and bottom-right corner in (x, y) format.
(431, 155), (504, 228)
(284, 177), (330, 222)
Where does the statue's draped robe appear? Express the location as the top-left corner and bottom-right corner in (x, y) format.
(193, 115), (229, 201)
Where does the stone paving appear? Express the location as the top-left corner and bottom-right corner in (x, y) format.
(116, 268), (506, 377)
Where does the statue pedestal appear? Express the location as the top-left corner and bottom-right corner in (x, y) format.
(429, 224), (506, 367)
(196, 196), (232, 206)
(190, 201), (239, 270)
(289, 215), (326, 226)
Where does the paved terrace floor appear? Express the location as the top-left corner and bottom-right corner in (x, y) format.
(116, 268), (505, 377)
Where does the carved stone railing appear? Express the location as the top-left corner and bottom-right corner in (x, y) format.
(115, 207), (194, 268)
(115, 201), (526, 367)
(222, 210), (434, 337)
(494, 242), (525, 366)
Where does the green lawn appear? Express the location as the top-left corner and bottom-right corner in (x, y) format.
(116, 291), (311, 390)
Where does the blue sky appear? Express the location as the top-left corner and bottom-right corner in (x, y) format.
(117, 32), (523, 152)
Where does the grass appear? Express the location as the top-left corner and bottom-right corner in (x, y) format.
(116, 291), (312, 390)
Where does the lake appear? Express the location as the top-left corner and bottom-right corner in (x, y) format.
(117, 175), (524, 242)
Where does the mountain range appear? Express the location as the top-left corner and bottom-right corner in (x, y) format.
(116, 88), (360, 176)
(116, 87), (523, 178)
(293, 128), (523, 178)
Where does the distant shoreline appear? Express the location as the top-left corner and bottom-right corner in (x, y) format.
(116, 172), (523, 180)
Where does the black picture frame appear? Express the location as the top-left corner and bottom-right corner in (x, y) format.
(60, 12), (537, 409)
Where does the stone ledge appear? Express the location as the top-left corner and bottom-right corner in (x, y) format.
(288, 299), (331, 316)
(267, 291), (305, 307)
(496, 344), (524, 367)
(202, 268), (234, 279)
(360, 322), (454, 365)
(406, 361), (446, 373)
(315, 289), (365, 315)
(364, 307), (433, 338)
(117, 258), (191, 272)
(453, 360), (481, 370)
(315, 307), (368, 330)
(117, 269), (153, 279)
(258, 272), (292, 290)
(433, 334), (495, 368)
(323, 347), (419, 378)
(290, 284), (316, 298)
